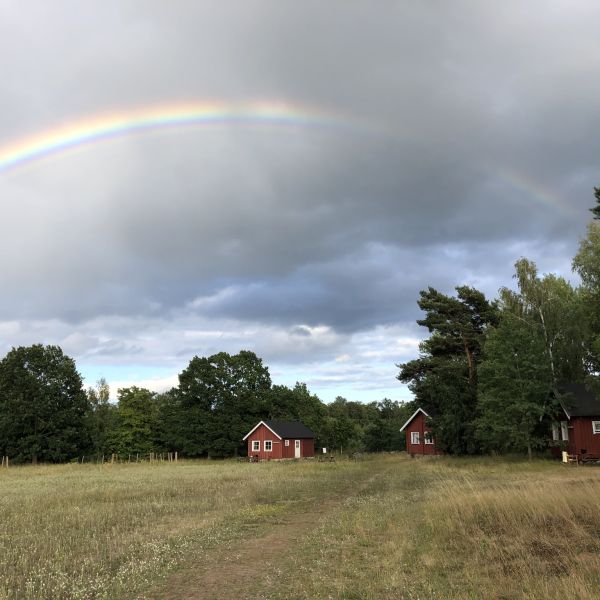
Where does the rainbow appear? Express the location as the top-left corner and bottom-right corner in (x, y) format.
(0, 101), (352, 173)
(491, 166), (574, 216)
(0, 105), (577, 218)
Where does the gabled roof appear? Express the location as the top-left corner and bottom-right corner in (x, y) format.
(264, 420), (315, 438)
(243, 420), (314, 441)
(400, 407), (430, 432)
(558, 383), (600, 419)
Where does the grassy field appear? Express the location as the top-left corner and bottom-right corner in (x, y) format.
(1, 455), (600, 599)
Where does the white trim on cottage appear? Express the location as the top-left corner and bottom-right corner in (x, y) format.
(242, 421), (283, 441)
(399, 408), (431, 432)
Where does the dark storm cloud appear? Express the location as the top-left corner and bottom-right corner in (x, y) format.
(0, 1), (598, 341)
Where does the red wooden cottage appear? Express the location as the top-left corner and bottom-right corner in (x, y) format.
(400, 408), (442, 457)
(243, 420), (315, 460)
(551, 383), (600, 461)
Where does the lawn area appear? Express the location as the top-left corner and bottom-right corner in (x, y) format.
(1, 455), (600, 599)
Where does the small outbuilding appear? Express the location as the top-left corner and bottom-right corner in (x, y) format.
(400, 407), (442, 457)
(243, 420), (315, 460)
(551, 383), (600, 461)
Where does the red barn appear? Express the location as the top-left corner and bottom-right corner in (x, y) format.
(400, 408), (441, 457)
(551, 383), (600, 461)
(243, 420), (315, 460)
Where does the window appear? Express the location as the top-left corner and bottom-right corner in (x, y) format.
(411, 432), (420, 445)
(593, 421), (600, 434)
(561, 422), (569, 441)
(424, 432), (434, 445)
(264, 440), (272, 452)
(252, 440), (260, 452)
(552, 424), (559, 441)
(285, 440), (290, 446)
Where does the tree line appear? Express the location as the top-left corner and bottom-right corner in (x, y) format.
(0, 347), (412, 463)
(398, 188), (600, 457)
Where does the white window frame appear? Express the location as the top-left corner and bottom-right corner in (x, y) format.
(424, 432), (434, 445)
(285, 440), (290, 446)
(561, 421), (569, 441)
(552, 424), (559, 441)
(264, 440), (272, 452)
(252, 440), (260, 452)
(593, 421), (600, 434)
(411, 431), (420, 445)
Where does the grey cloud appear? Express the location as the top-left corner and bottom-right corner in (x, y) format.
(0, 1), (597, 371)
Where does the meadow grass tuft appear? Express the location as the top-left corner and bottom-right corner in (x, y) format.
(3, 456), (600, 599)
(259, 457), (600, 600)
(0, 459), (374, 599)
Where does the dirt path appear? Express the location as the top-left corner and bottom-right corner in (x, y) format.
(143, 463), (390, 600)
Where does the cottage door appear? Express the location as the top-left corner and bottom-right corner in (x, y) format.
(294, 440), (301, 458)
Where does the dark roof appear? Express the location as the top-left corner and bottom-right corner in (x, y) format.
(263, 420), (314, 438)
(558, 383), (600, 418)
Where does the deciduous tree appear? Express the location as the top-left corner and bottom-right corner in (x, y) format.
(111, 387), (158, 455)
(476, 313), (554, 459)
(0, 345), (88, 463)
(501, 258), (586, 386)
(86, 377), (117, 457)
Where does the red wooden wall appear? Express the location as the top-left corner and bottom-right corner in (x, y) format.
(246, 424), (315, 459)
(246, 424), (283, 459)
(565, 417), (600, 456)
(405, 412), (439, 456)
(302, 439), (315, 458)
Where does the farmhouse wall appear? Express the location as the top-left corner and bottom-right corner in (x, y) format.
(246, 423), (315, 459)
(246, 424), (283, 460)
(567, 417), (600, 456)
(279, 438), (314, 458)
(302, 438), (315, 458)
(405, 412), (438, 456)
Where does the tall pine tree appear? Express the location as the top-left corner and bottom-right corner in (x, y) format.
(398, 286), (498, 454)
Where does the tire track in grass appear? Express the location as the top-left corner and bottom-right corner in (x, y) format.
(141, 458), (396, 600)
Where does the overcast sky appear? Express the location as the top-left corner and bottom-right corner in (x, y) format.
(0, 2), (598, 402)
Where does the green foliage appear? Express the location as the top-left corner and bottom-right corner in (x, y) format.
(363, 398), (415, 452)
(318, 396), (358, 450)
(85, 378), (118, 457)
(0, 344), (89, 463)
(400, 251), (590, 458)
(573, 220), (600, 373)
(476, 313), (554, 457)
(111, 387), (159, 455)
(169, 350), (271, 457)
(0, 344), (412, 461)
(501, 258), (586, 385)
(588, 186), (600, 220)
(398, 286), (498, 454)
(209, 350), (272, 457)
(268, 383), (326, 443)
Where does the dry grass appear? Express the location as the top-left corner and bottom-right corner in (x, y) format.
(260, 457), (600, 600)
(3, 456), (600, 599)
(0, 459), (373, 599)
